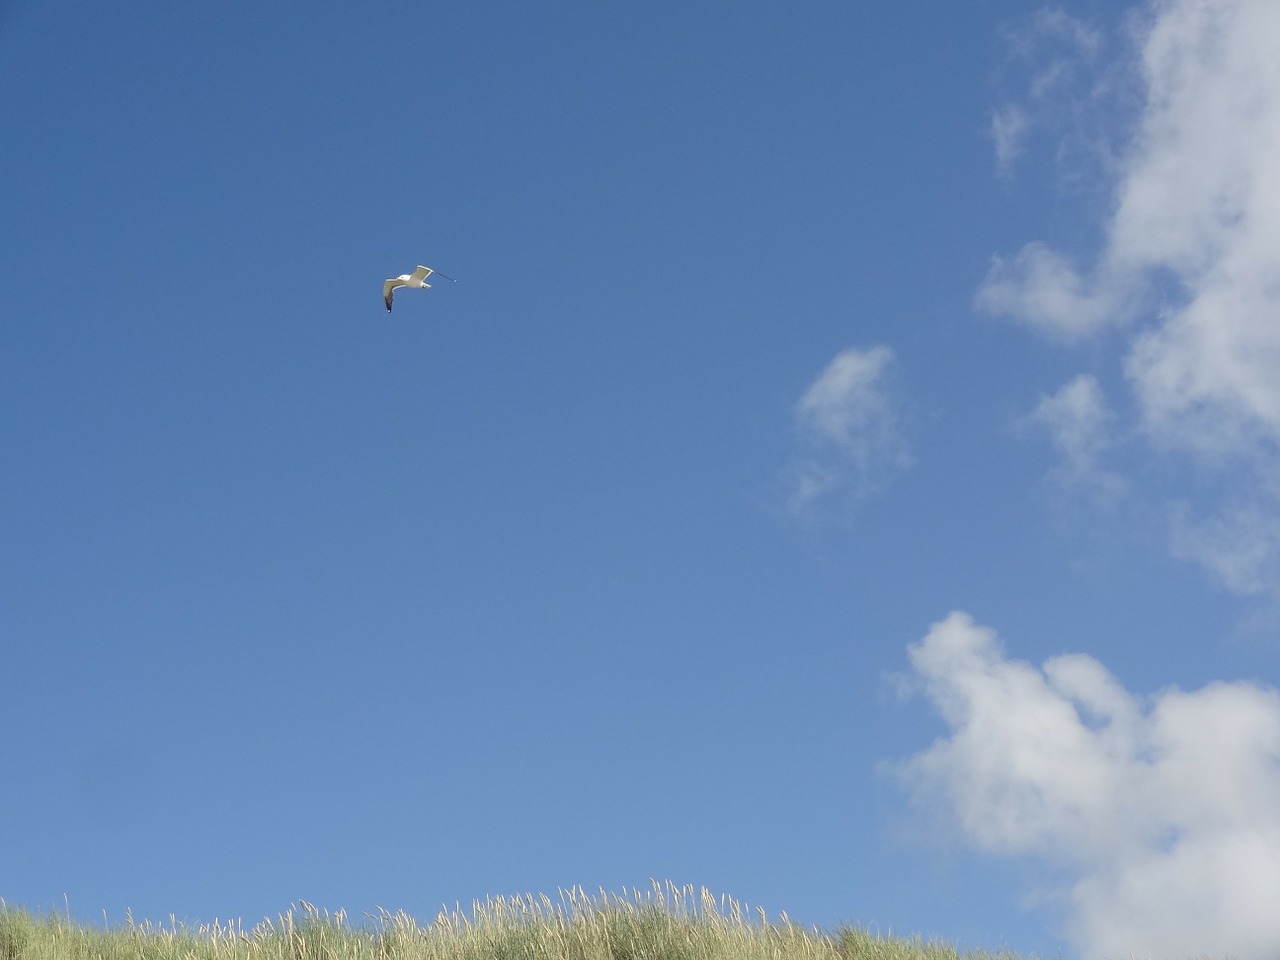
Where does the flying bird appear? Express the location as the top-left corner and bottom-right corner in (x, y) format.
(383, 265), (455, 312)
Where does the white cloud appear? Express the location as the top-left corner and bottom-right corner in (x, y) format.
(977, 243), (1130, 340)
(992, 104), (1030, 176)
(1168, 500), (1280, 596)
(1119, 0), (1280, 454)
(1028, 7), (1102, 61)
(893, 611), (1280, 960)
(797, 346), (896, 449)
(1023, 375), (1125, 500)
(983, 0), (1280, 440)
(980, 0), (1280, 591)
(787, 346), (910, 514)
(989, 8), (1109, 181)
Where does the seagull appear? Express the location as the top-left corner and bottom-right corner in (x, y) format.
(383, 265), (455, 312)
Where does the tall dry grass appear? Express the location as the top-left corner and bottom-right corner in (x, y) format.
(0, 881), (1025, 960)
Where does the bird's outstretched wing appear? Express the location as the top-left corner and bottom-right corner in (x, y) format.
(383, 278), (398, 311)
(409, 265), (433, 284)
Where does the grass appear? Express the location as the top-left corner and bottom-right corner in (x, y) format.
(0, 881), (1026, 960)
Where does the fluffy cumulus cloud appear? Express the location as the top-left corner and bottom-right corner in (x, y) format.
(786, 346), (911, 514)
(1117, 0), (1280, 455)
(894, 611), (1280, 960)
(980, 0), (1280, 592)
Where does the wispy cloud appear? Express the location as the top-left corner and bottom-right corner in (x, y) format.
(1022, 374), (1125, 502)
(977, 243), (1131, 340)
(786, 346), (911, 515)
(981, 0), (1280, 591)
(891, 611), (1280, 960)
(1168, 500), (1280, 597)
(989, 7), (1108, 181)
(991, 104), (1030, 177)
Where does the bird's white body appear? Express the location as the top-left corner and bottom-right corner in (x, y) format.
(384, 265), (435, 312)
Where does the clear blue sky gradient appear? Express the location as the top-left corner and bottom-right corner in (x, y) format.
(2, 3), (1274, 958)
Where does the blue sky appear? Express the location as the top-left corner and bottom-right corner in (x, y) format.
(5, 2), (1280, 958)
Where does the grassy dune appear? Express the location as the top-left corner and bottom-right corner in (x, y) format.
(0, 882), (1026, 960)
